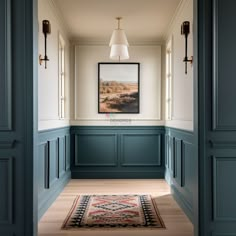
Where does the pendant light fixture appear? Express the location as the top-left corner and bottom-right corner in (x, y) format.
(109, 17), (129, 61)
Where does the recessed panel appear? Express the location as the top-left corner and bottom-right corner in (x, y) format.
(169, 136), (175, 176)
(121, 134), (161, 166)
(0, 157), (12, 224)
(49, 139), (59, 186)
(213, 0), (236, 130)
(174, 139), (182, 186)
(213, 157), (236, 220)
(165, 135), (169, 168)
(58, 137), (66, 177)
(0, 0), (11, 130)
(75, 134), (118, 166)
(38, 143), (48, 194)
(65, 135), (71, 171)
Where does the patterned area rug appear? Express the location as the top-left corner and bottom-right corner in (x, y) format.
(62, 195), (165, 230)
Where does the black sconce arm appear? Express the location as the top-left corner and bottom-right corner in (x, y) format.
(39, 20), (51, 69)
(181, 21), (193, 74)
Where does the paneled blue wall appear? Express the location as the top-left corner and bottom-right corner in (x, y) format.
(165, 127), (194, 222)
(0, 0), (38, 234)
(37, 127), (71, 219)
(71, 126), (165, 179)
(0, 0), (13, 227)
(37, 125), (195, 227)
(36, 125), (196, 230)
(198, 0), (236, 234)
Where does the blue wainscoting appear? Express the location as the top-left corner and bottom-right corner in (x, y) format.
(71, 126), (165, 179)
(37, 125), (194, 224)
(165, 127), (194, 222)
(37, 127), (71, 219)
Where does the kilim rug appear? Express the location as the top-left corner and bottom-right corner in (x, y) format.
(62, 195), (165, 230)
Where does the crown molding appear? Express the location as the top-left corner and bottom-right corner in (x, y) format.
(163, 0), (189, 42)
(48, 0), (71, 37)
(70, 39), (164, 46)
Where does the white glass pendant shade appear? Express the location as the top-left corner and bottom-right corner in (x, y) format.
(110, 44), (129, 60)
(109, 17), (129, 60)
(109, 29), (129, 46)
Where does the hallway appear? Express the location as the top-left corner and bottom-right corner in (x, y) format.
(38, 180), (193, 236)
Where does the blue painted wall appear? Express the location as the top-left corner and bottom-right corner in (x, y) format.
(165, 127), (195, 222)
(36, 125), (196, 226)
(71, 126), (165, 179)
(37, 127), (71, 219)
(69, 125), (195, 223)
(198, 0), (236, 235)
(0, 0), (38, 235)
(2, 0), (236, 235)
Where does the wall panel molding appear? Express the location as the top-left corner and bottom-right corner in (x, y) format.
(212, 0), (236, 131)
(44, 142), (50, 189)
(58, 136), (66, 177)
(165, 127), (194, 222)
(49, 139), (60, 188)
(212, 156), (236, 221)
(38, 127), (71, 220)
(74, 133), (118, 167)
(65, 134), (70, 171)
(0, 0), (12, 131)
(212, 233), (236, 236)
(121, 133), (161, 167)
(174, 138), (183, 187)
(170, 136), (175, 178)
(71, 126), (165, 179)
(0, 140), (15, 149)
(210, 140), (236, 149)
(0, 157), (13, 224)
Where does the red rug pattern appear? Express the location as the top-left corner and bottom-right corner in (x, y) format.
(62, 194), (165, 230)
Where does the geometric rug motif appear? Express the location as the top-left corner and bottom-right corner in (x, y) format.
(62, 195), (165, 230)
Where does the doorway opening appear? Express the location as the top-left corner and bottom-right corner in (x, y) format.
(36, 0), (197, 235)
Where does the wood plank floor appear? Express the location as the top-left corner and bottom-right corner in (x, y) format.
(38, 179), (193, 236)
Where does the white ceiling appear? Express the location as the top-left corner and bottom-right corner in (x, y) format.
(52, 0), (181, 42)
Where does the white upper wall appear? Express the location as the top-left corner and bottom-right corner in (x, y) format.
(37, 0), (193, 130)
(38, 0), (71, 130)
(165, 0), (194, 130)
(71, 44), (164, 126)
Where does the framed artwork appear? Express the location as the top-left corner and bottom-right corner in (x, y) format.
(98, 62), (140, 113)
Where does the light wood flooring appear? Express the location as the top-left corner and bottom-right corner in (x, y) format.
(38, 179), (193, 236)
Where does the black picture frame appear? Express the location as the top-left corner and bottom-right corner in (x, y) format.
(98, 62), (140, 114)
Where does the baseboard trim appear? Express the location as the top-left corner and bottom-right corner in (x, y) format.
(71, 171), (164, 179)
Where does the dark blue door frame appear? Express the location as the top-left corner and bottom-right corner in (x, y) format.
(3, 0), (236, 235)
(0, 0), (38, 235)
(198, 0), (236, 235)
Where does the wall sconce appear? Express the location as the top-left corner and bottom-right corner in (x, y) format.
(39, 20), (51, 69)
(181, 21), (193, 74)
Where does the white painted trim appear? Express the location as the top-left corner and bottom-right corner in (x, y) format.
(39, 118), (70, 121)
(170, 34), (175, 120)
(74, 46), (78, 121)
(164, 0), (189, 41)
(70, 120), (165, 126)
(70, 40), (165, 46)
(72, 118), (163, 121)
(73, 44), (162, 123)
(58, 32), (66, 119)
(165, 119), (193, 131)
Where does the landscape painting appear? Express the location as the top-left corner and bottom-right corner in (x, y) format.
(98, 63), (140, 113)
